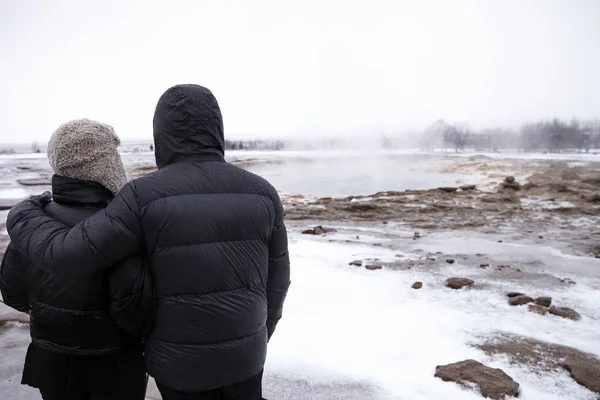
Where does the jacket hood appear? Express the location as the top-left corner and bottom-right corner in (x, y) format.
(153, 84), (225, 168)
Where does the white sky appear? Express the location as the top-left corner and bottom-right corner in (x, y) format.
(1, 0), (599, 142)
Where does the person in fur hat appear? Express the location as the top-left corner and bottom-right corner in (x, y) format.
(0, 119), (155, 400)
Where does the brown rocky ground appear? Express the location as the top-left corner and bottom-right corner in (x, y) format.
(282, 161), (600, 257)
(477, 334), (600, 395)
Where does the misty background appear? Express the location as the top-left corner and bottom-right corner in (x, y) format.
(1, 0), (599, 148)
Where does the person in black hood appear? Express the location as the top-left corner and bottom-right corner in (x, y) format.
(6, 84), (291, 400)
(0, 119), (154, 400)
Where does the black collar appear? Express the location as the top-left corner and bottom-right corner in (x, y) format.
(51, 175), (115, 206)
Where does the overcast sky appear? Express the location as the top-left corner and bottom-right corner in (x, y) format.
(1, 0), (599, 142)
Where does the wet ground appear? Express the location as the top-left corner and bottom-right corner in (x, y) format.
(1, 150), (600, 399)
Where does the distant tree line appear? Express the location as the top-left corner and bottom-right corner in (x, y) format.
(224, 140), (285, 150)
(418, 118), (600, 153)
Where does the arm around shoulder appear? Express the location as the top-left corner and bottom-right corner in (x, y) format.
(7, 183), (144, 278)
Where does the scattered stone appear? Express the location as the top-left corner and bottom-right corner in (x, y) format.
(373, 243), (383, 247)
(434, 360), (520, 400)
(17, 178), (51, 186)
(0, 199), (18, 211)
(528, 304), (549, 315)
(446, 259), (455, 264)
(559, 278), (577, 285)
(412, 282), (423, 289)
(480, 264), (490, 268)
(438, 187), (458, 193)
(413, 232), (421, 239)
(534, 297), (552, 307)
(349, 260), (362, 267)
(382, 221), (388, 224)
(498, 240), (503, 243)
(516, 269), (522, 272)
(509, 295), (534, 306)
(538, 235), (544, 239)
(0, 313), (30, 325)
(365, 265), (382, 271)
(507, 292), (525, 298)
(499, 176), (521, 191)
(549, 307), (581, 321)
(460, 184), (477, 191)
(446, 278), (474, 289)
(302, 226), (337, 235)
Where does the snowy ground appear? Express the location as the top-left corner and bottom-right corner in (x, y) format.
(1, 150), (599, 399)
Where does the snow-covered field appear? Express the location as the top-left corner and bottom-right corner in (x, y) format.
(1, 150), (599, 399)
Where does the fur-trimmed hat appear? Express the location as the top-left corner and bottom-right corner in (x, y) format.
(47, 119), (127, 195)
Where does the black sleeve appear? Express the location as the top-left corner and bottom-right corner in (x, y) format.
(266, 194), (291, 340)
(0, 243), (30, 313)
(7, 183), (144, 278)
(108, 255), (155, 337)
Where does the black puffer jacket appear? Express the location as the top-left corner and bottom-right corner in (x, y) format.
(0, 176), (154, 354)
(7, 84), (291, 392)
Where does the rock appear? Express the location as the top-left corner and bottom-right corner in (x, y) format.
(434, 359), (520, 400)
(16, 178), (51, 186)
(365, 265), (382, 271)
(588, 193), (600, 203)
(0, 199), (18, 211)
(302, 226), (337, 235)
(538, 235), (544, 239)
(0, 313), (30, 325)
(412, 282), (423, 289)
(549, 307), (581, 321)
(438, 187), (458, 193)
(528, 304), (549, 315)
(349, 260), (362, 267)
(498, 240), (503, 243)
(509, 295), (534, 306)
(559, 278), (577, 285)
(460, 184), (477, 191)
(507, 292), (525, 298)
(505, 176), (516, 183)
(413, 232), (421, 239)
(534, 297), (552, 307)
(446, 278), (474, 289)
(480, 264), (490, 268)
(561, 358), (600, 394)
(446, 259), (455, 264)
(500, 181), (521, 191)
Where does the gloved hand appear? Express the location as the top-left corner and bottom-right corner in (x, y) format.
(29, 191), (52, 207)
